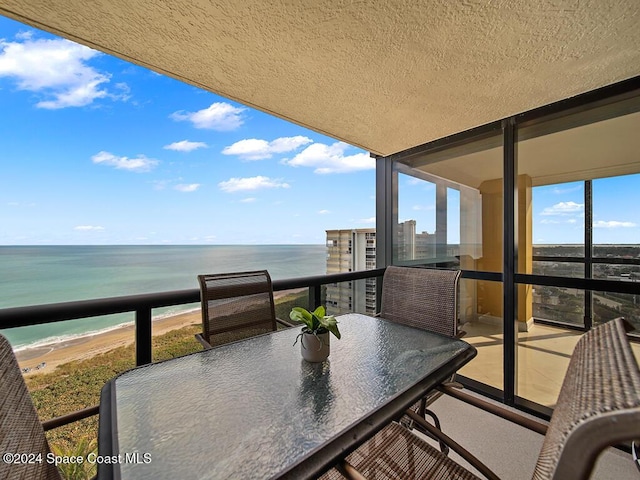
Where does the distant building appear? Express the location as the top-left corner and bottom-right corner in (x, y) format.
(325, 228), (376, 315)
(396, 219), (436, 261)
(325, 221), (436, 315)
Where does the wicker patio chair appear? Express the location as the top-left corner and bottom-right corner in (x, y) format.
(379, 265), (463, 450)
(379, 266), (462, 338)
(0, 334), (62, 480)
(196, 270), (294, 349)
(330, 317), (640, 480)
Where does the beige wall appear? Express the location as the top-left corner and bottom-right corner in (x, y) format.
(477, 175), (533, 329)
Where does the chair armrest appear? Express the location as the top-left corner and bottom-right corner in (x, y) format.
(276, 317), (295, 328)
(194, 333), (212, 349)
(339, 460), (369, 480)
(42, 405), (99, 431)
(438, 384), (549, 436)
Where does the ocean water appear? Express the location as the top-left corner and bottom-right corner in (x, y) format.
(0, 245), (327, 349)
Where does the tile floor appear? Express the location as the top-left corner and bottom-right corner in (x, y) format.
(458, 320), (640, 407)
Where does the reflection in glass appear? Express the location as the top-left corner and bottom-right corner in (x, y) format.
(325, 279), (376, 317)
(392, 133), (503, 273)
(516, 287), (584, 407)
(531, 285), (584, 326)
(532, 261), (583, 278)
(455, 279), (503, 392)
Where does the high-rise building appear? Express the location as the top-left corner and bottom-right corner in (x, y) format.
(325, 222), (436, 315)
(325, 228), (376, 315)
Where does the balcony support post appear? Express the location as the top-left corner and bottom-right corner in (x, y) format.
(135, 307), (152, 366)
(309, 285), (322, 311)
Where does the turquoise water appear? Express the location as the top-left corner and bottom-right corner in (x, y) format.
(0, 245), (327, 349)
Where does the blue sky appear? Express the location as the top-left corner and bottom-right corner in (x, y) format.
(0, 17), (376, 245)
(1, 16), (638, 246)
(534, 178), (640, 245)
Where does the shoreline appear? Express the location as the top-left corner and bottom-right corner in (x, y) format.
(15, 288), (305, 376)
(16, 309), (201, 376)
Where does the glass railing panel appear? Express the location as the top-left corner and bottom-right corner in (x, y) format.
(592, 290), (640, 332)
(151, 302), (202, 362)
(324, 279), (376, 317)
(457, 278), (503, 392)
(531, 284), (585, 326)
(532, 260), (584, 278)
(393, 132), (503, 272)
(10, 313), (139, 476)
(516, 286), (583, 407)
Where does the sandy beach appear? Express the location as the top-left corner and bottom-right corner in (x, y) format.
(15, 309), (202, 376)
(14, 288), (305, 376)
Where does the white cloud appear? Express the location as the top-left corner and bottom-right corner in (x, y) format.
(282, 142), (374, 174)
(540, 201), (584, 216)
(218, 176), (290, 193)
(0, 36), (126, 109)
(74, 225), (105, 231)
(152, 180), (170, 190)
(358, 217), (376, 224)
(174, 183), (200, 192)
(552, 185), (582, 195)
(92, 151), (159, 172)
(15, 31), (33, 41)
(222, 136), (312, 160)
(170, 102), (245, 130)
(413, 204), (434, 211)
(318, 209), (330, 215)
(594, 220), (637, 228)
(164, 140), (208, 152)
(241, 197), (257, 203)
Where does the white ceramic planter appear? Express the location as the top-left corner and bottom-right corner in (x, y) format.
(300, 330), (330, 362)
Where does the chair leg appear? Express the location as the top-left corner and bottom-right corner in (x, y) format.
(400, 396), (450, 455)
(425, 409), (450, 455)
(405, 409), (501, 480)
(409, 407), (450, 456)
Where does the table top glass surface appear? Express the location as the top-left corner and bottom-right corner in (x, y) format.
(110, 313), (471, 479)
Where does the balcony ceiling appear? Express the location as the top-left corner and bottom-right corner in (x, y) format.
(1, 1), (639, 156)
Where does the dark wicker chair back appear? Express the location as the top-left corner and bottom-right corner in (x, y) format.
(0, 334), (62, 480)
(197, 270), (279, 347)
(380, 265), (462, 338)
(532, 317), (640, 480)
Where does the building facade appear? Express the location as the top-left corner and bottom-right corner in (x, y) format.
(325, 228), (377, 315)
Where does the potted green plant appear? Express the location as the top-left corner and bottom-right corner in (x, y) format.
(290, 306), (341, 362)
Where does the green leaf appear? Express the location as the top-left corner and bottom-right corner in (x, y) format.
(290, 306), (341, 340)
(319, 315), (341, 340)
(289, 307), (314, 329)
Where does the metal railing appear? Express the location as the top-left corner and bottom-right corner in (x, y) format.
(0, 268), (386, 430)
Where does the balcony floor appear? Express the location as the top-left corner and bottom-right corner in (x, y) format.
(458, 320), (640, 407)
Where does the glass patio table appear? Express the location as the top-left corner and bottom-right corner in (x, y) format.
(97, 313), (476, 480)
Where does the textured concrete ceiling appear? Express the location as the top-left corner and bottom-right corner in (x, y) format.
(1, 0), (639, 156)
